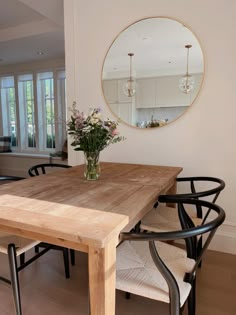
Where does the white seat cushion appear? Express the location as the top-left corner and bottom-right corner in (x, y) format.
(140, 205), (202, 233)
(116, 240), (195, 307)
(0, 232), (40, 256)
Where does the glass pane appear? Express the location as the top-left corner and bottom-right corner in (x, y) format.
(43, 78), (55, 149)
(24, 80), (36, 148)
(8, 87), (17, 146)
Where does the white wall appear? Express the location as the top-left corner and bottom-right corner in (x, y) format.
(0, 153), (67, 177)
(64, 0), (236, 254)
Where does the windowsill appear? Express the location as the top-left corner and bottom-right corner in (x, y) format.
(0, 152), (61, 159)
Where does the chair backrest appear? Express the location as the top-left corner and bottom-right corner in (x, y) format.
(28, 163), (71, 177)
(171, 176), (225, 201)
(120, 198), (225, 314)
(0, 176), (25, 182)
(159, 176), (225, 218)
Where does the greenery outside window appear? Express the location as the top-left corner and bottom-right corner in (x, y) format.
(18, 74), (36, 149)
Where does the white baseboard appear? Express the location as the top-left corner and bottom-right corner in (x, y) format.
(209, 226), (236, 255)
(175, 222), (236, 255)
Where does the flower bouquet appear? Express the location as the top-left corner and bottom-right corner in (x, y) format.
(67, 103), (124, 180)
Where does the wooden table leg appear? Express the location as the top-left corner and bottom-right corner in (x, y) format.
(166, 181), (177, 208)
(88, 239), (117, 315)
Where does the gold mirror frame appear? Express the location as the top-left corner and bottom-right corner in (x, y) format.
(102, 17), (204, 129)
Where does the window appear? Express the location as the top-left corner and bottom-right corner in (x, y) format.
(0, 76), (17, 146)
(37, 72), (55, 151)
(0, 69), (66, 154)
(18, 74), (36, 148)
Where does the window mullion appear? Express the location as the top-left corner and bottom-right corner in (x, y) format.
(54, 71), (60, 151)
(0, 90), (4, 135)
(14, 75), (21, 149)
(34, 72), (41, 152)
(23, 82), (29, 149)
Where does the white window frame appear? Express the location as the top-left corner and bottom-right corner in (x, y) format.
(0, 76), (18, 146)
(0, 68), (66, 155)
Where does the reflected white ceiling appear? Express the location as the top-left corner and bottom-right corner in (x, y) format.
(0, 0), (64, 66)
(103, 18), (204, 79)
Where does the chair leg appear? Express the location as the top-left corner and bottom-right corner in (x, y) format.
(8, 244), (22, 315)
(134, 221), (141, 233)
(125, 292), (131, 299)
(35, 245), (39, 253)
(70, 249), (75, 266)
(197, 237), (203, 268)
(88, 287), (91, 315)
(63, 248), (70, 279)
(20, 253), (25, 266)
(188, 278), (196, 315)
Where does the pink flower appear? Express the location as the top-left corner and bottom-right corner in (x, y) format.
(112, 129), (119, 136)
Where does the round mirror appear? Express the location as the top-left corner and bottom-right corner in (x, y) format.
(102, 17), (204, 128)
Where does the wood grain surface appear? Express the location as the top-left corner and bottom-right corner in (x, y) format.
(0, 162), (182, 249)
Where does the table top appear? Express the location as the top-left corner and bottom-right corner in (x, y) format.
(0, 162), (182, 250)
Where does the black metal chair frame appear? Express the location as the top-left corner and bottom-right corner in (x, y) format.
(0, 243), (53, 315)
(141, 176), (225, 228)
(120, 198), (225, 315)
(145, 177), (225, 260)
(0, 176), (25, 181)
(28, 163), (75, 269)
(28, 163), (71, 177)
(156, 176), (225, 214)
(0, 176), (54, 314)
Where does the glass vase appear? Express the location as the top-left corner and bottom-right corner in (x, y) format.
(84, 151), (100, 180)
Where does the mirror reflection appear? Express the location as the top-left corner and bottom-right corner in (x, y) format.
(102, 17), (204, 128)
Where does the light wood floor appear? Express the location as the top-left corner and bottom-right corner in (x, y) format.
(0, 248), (235, 315)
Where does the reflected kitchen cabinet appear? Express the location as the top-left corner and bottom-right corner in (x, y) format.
(117, 79), (133, 103)
(135, 74), (202, 109)
(156, 76), (191, 107)
(103, 80), (118, 104)
(135, 78), (156, 108)
(156, 74), (202, 107)
(109, 102), (133, 125)
(103, 79), (132, 104)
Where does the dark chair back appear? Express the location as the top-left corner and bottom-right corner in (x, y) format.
(158, 176), (225, 218)
(28, 163), (71, 177)
(120, 198), (225, 315)
(168, 176), (225, 201)
(0, 176), (25, 182)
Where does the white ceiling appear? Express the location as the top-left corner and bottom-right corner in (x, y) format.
(0, 0), (64, 66)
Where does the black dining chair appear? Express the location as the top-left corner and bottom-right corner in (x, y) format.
(140, 177), (225, 258)
(0, 176), (64, 315)
(28, 163), (76, 269)
(117, 197), (225, 315)
(0, 175), (25, 182)
(141, 176), (225, 232)
(28, 163), (71, 177)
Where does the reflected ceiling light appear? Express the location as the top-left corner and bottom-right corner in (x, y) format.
(123, 53), (136, 97)
(179, 44), (194, 94)
(37, 50), (44, 56)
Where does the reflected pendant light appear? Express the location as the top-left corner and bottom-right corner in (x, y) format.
(179, 44), (194, 94)
(123, 53), (136, 97)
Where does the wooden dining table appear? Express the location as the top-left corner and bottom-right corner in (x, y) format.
(0, 162), (182, 315)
